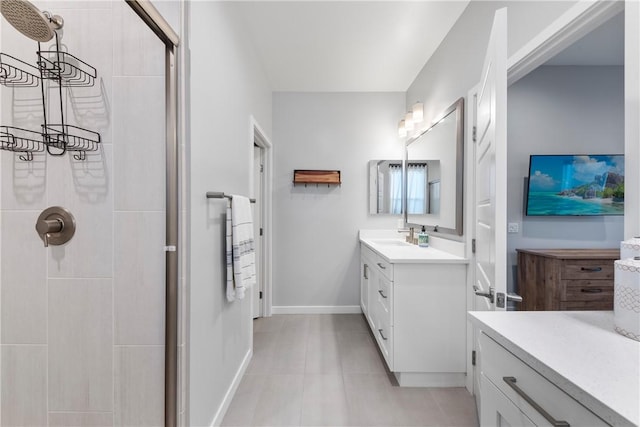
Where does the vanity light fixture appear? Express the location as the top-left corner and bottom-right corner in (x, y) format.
(398, 120), (407, 138)
(412, 102), (424, 123)
(404, 112), (414, 132)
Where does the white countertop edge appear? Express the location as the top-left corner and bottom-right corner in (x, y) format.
(360, 239), (469, 264)
(468, 311), (639, 427)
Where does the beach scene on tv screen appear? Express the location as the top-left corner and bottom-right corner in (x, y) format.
(527, 155), (624, 216)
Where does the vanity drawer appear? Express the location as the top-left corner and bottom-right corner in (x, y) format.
(562, 260), (614, 280)
(376, 275), (392, 315)
(375, 257), (393, 281)
(480, 333), (608, 427)
(361, 244), (394, 280)
(374, 305), (393, 369)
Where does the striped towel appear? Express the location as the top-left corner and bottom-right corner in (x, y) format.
(225, 195), (256, 301)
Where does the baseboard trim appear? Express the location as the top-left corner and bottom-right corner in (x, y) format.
(271, 305), (362, 314)
(210, 347), (253, 427)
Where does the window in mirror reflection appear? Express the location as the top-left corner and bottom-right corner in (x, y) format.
(388, 164), (403, 214)
(369, 159), (440, 215)
(407, 163), (427, 214)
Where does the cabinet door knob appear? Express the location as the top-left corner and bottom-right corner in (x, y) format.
(503, 377), (570, 426)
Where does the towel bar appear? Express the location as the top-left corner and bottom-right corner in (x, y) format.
(206, 191), (256, 203)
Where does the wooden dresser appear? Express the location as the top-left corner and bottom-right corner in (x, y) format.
(516, 249), (620, 311)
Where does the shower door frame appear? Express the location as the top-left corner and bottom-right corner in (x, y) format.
(124, 2), (180, 427)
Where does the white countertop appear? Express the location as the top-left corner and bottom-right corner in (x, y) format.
(469, 311), (640, 427)
(360, 238), (468, 264)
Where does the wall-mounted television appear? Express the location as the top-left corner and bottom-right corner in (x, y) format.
(525, 154), (624, 216)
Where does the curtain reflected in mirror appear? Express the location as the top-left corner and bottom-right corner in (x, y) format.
(369, 160), (440, 215)
(407, 163), (426, 214)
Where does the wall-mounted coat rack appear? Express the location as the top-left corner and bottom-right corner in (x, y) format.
(293, 170), (341, 187)
(206, 192), (256, 203)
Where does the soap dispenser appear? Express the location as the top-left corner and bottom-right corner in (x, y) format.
(418, 226), (429, 247)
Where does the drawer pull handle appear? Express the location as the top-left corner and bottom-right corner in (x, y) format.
(377, 263), (386, 270)
(503, 377), (570, 427)
(378, 290), (388, 299)
(581, 288), (603, 294)
(580, 266), (602, 272)
(378, 328), (388, 341)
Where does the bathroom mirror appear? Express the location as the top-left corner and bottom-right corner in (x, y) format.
(369, 159), (441, 215)
(405, 97), (464, 236)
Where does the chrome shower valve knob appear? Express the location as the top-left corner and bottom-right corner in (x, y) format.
(35, 206), (76, 247)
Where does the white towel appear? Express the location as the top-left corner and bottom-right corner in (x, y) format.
(225, 195), (256, 301)
(225, 203), (235, 302)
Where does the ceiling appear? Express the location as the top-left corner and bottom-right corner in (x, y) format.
(545, 11), (624, 66)
(225, 1), (470, 92)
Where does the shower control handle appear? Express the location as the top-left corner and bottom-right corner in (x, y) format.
(35, 207), (76, 247)
(36, 218), (63, 247)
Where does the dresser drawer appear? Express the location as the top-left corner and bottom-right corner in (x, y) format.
(559, 300), (613, 310)
(562, 260), (614, 280)
(562, 280), (613, 301)
(480, 333), (608, 427)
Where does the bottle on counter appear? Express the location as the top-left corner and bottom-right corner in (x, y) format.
(418, 226), (429, 247)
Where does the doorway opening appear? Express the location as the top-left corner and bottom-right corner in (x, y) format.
(465, 0), (624, 402)
(250, 117), (273, 318)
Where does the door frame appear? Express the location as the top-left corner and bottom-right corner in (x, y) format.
(125, 2), (181, 426)
(249, 116), (273, 317)
(465, 0), (625, 398)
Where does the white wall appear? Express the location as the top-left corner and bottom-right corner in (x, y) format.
(188, 2), (272, 426)
(407, 1), (577, 136)
(272, 92), (405, 308)
(506, 65), (624, 292)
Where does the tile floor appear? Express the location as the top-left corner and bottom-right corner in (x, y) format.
(222, 314), (479, 427)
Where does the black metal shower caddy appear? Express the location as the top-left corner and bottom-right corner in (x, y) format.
(0, 31), (100, 161)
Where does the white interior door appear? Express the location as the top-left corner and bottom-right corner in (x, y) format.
(472, 7), (508, 414)
(252, 145), (263, 318)
(474, 7), (508, 312)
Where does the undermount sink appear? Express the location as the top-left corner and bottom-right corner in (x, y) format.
(368, 239), (412, 247)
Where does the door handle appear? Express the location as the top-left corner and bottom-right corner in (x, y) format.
(363, 264), (368, 279)
(377, 263), (386, 270)
(507, 293), (523, 303)
(378, 328), (388, 341)
(378, 290), (388, 299)
(473, 285), (494, 303)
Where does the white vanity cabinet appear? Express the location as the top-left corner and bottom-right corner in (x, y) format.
(479, 332), (608, 427)
(470, 311), (639, 427)
(360, 241), (467, 387)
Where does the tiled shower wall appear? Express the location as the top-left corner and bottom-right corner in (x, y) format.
(0, 1), (169, 425)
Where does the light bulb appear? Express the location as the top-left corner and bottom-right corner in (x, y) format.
(398, 120), (407, 138)
(412, 102), (424, 123)
(404, 112), (414, 132)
